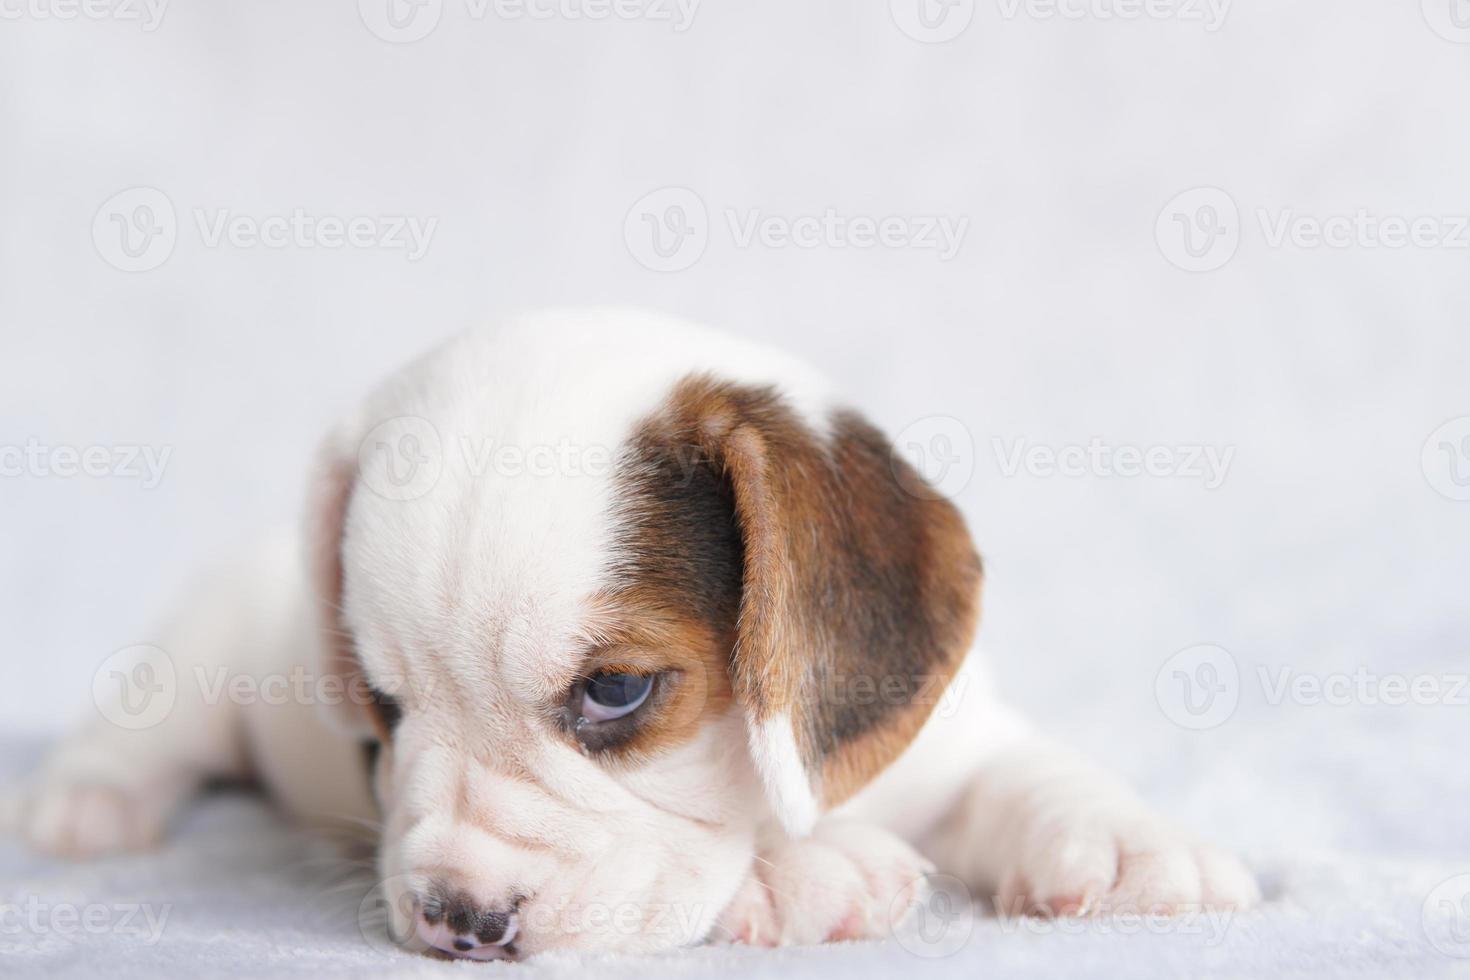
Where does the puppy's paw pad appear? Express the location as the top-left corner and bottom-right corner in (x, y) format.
(1000, 820), (1259, 917)
(20, 781), (165, 858)
(716, 821), (935, 947)
(713, 872), (779, 946)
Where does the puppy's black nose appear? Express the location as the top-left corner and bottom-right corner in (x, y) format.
(416, 887), (519, 960)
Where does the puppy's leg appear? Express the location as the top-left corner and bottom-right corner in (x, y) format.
(712, 820), (934, 946)
(924, 716), (1259, 917)
(10, 562), (266, 858)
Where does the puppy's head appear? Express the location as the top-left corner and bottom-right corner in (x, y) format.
(306, 314), (981, 958)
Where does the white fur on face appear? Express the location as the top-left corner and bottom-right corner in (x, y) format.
(336, 311), (829, 954)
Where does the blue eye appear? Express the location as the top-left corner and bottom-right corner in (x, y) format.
(580, 673), (654, 723)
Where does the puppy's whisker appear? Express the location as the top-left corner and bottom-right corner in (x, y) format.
(297, 856), (379, 876)
(318, 812), (386, 833)
(751, 878), (796, 904)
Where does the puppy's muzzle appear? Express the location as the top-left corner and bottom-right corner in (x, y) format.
(415, 884), (521, 961)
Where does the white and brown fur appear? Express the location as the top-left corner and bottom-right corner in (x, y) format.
(9, 309), (1259, 959)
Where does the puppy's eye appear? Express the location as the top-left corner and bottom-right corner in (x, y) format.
(580, 672), (654, 723)
(367, 686), (403, 736)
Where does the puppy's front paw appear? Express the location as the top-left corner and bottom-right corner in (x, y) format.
(997, 810), (1259, 917)
(714, 821), (934, 947)
(13, 777), (177, 859)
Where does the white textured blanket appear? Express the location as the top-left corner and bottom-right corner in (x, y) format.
(5, 708), (1467, 980)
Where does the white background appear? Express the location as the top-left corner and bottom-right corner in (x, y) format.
(2, 0), (1468, 862)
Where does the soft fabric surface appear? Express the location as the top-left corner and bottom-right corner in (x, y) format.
(4, 710), (1468, 980)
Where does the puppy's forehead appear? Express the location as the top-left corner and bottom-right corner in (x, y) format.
(340, 310), (832, 688)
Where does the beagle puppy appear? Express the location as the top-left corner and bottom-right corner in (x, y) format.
(15, 309), (1258, 959)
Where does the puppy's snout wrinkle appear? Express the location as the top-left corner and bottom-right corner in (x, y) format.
(416, 884), (522, 961)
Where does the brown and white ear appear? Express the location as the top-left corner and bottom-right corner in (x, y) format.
(303, 422), (377, 738)
(656, 377), (983, 836)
